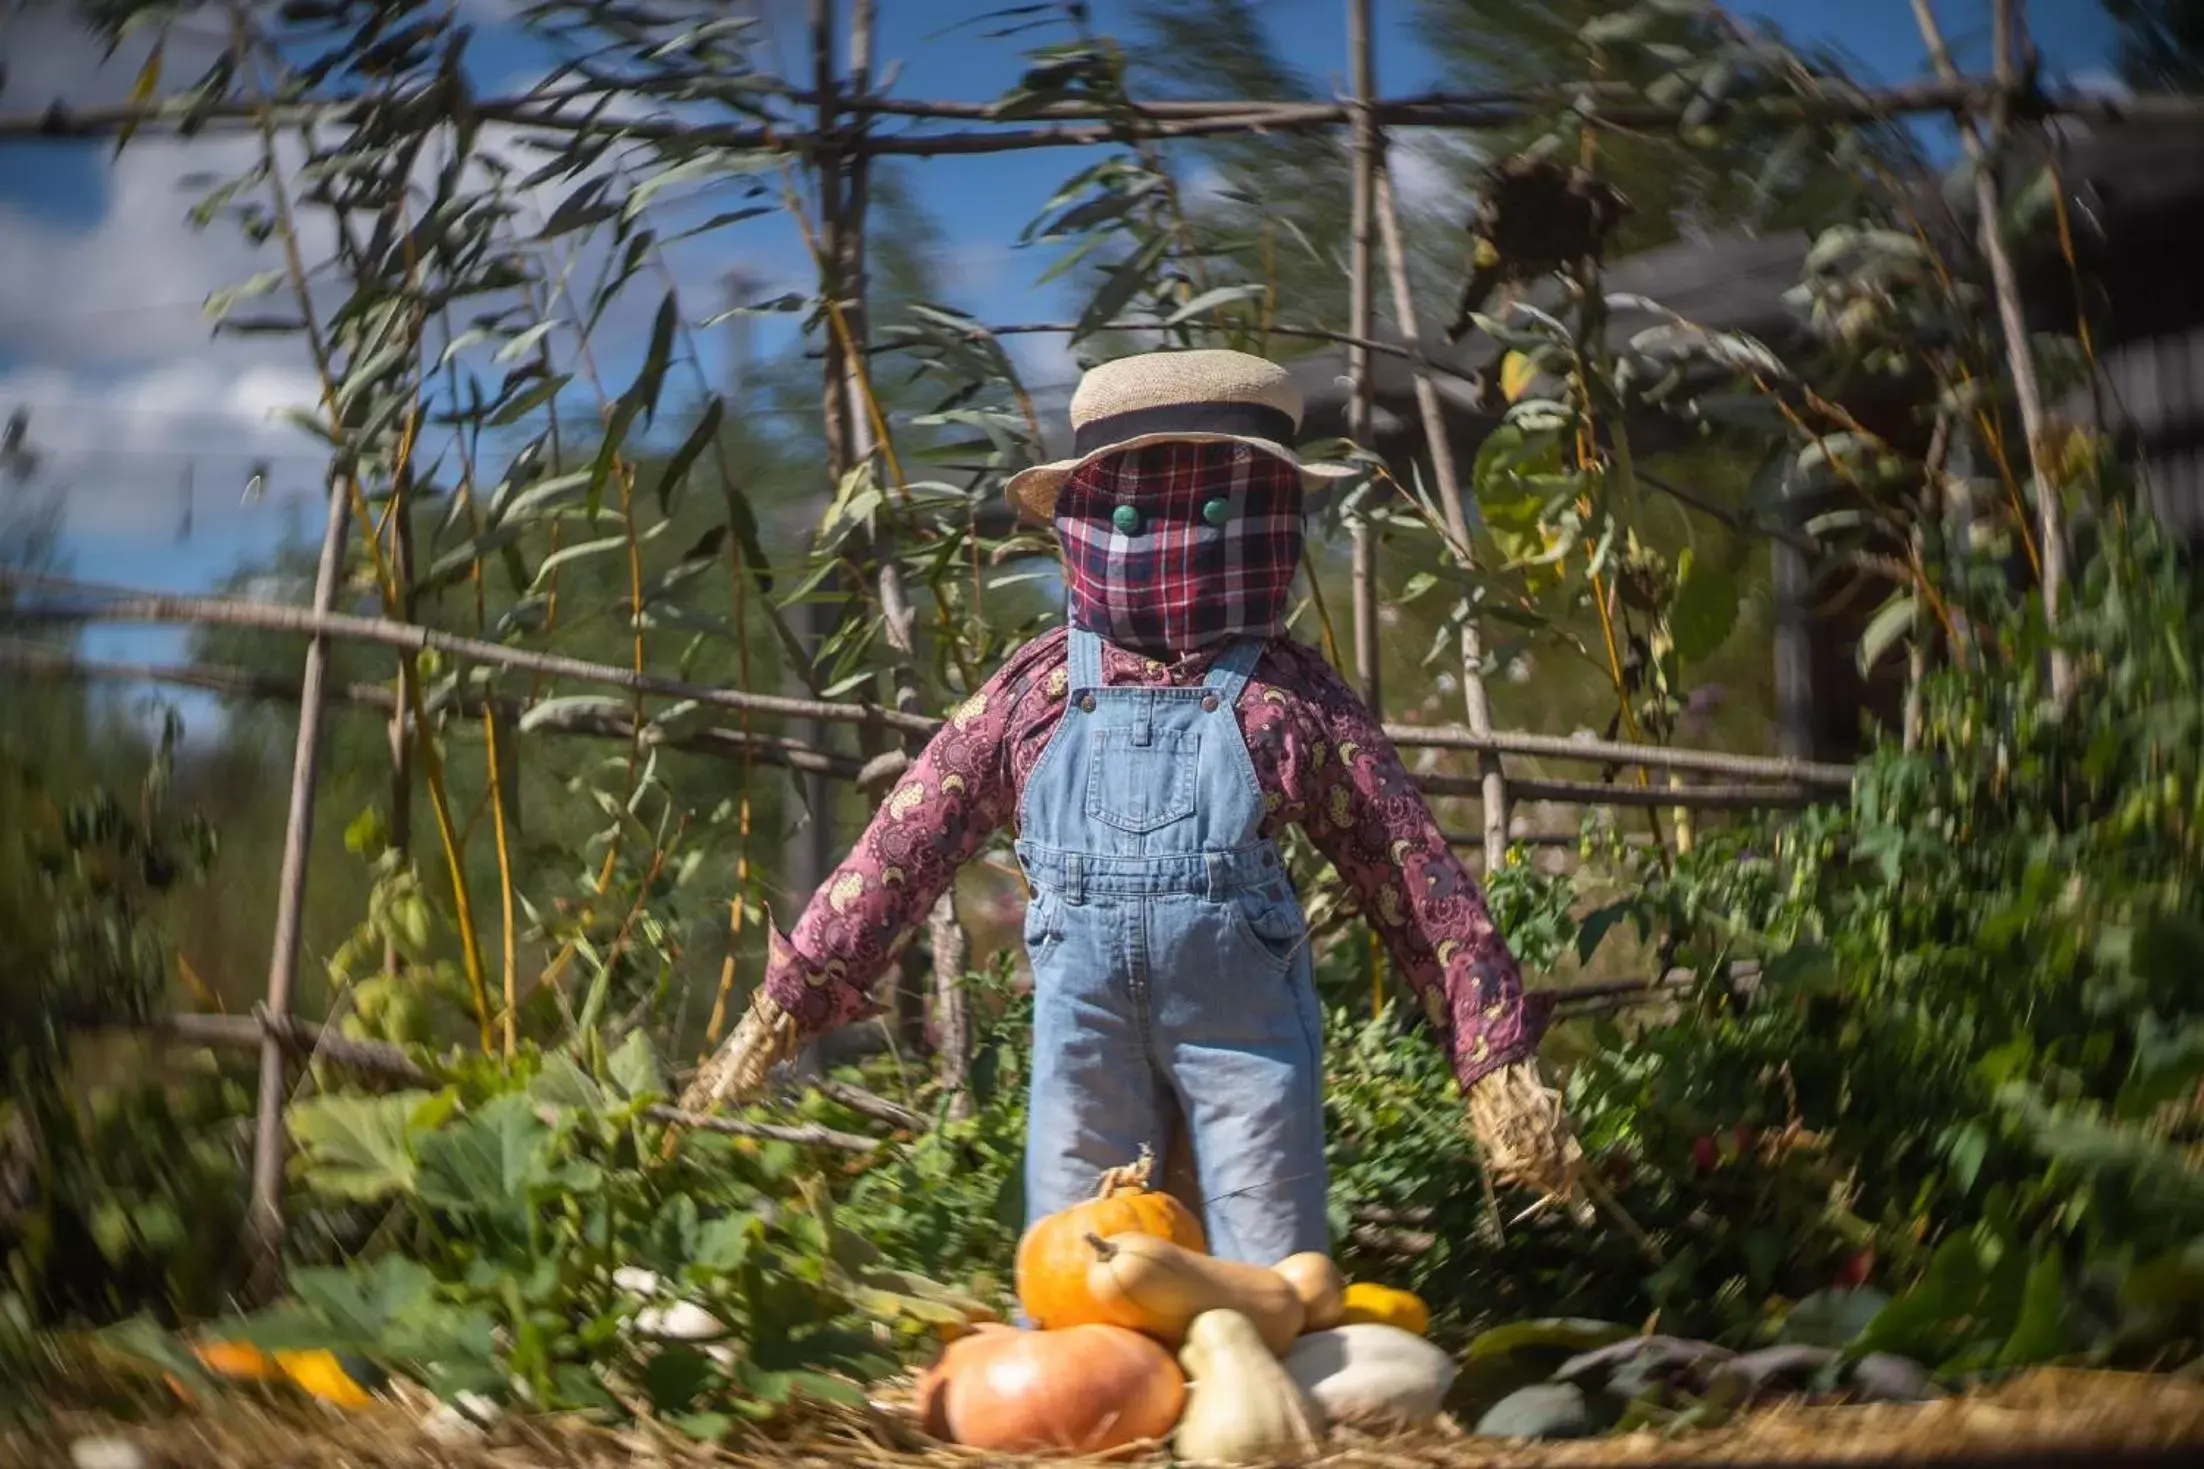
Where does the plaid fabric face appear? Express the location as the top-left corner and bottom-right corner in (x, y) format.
(1056, 441), (1304, 658)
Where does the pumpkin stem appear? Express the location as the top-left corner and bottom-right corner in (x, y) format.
(1083, 1231), (1119, 1261)
(1092, 1144), (1157, 1199)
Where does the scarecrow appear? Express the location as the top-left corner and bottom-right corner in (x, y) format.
(686, 349), (1578, 1266)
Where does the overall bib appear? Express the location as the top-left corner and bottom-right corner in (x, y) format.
(1015, 627), (1329, 1265)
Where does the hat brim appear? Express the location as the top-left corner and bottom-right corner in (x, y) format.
(1005, 433), (1358, 526)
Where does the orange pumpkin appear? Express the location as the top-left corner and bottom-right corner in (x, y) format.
(915, 1323), (1184, 1453)
(1015, 1148), (1208, 1329)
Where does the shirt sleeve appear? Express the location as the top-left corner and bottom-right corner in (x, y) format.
(759, 669), (1025, 1040)
(1281, 658), (1548, 1093)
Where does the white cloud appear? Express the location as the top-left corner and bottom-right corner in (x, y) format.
(0, 3), (230, 113)
(0, 358), (325, 539)
(1386, 132), (1478, 217)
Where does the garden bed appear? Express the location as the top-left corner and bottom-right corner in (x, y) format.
(16, 1368), (2204, 1469)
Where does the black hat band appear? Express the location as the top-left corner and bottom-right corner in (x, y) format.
(1072, 400), (1299, 459)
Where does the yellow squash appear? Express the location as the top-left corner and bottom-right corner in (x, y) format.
(1337, 1282), (1429, 1336)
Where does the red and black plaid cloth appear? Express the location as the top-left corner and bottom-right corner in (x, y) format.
(1056, 441), (1305, 658)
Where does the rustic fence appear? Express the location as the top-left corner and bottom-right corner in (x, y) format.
(0, 0), (2140, 1271)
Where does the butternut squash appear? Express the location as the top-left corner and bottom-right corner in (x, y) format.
(1272, 1252), (1346, 1332)
(1084, 1231), (1305, 1354)
(1175, 1309), (1327, 1464)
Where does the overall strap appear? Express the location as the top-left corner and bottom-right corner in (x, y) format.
(1201, 637), (1265, 708)
(1067, 626), (1105, 692)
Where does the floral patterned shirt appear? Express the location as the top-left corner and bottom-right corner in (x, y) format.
(760, 628), (1547, 1093)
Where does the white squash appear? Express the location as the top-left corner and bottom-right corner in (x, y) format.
(1175, 1310), (1328, 1465)
(1284, 1323), (1458, 1430)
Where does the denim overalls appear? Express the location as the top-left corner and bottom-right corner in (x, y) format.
(1015, 627), (1329, 1266)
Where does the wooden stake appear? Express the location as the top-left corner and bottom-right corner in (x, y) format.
(1911, 0), (2070, 703)
(1346, 0), (1382, 717)
(245, 472), (349, 1290)
(1373, 160), (1510, 870)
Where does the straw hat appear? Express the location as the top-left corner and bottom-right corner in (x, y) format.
(1005, 348), (1357, 524)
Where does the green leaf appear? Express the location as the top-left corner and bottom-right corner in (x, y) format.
(287, 1089), (447, 1202)
(1072, 234), (1167, 341)
(656, 397), (725, 515)
(1160, 282), (1268, 326)
(608, 1029), (667, 1101)
(1782, 1288), (1892, 1348)
(494, 319), (562, 365)
(1465, 1318), (1633, 1360)
(641, 1343), (718, 1414)
(414, 1092), (556, 1214)
(635, 291), (681, 431)
(1944, 1122), (1991, 1195)
(286, 1256), (437, 1348)
(693, 1212), (762, 1274)
(670, 1410), (735, 1442)
(1668, 548), (1740, 664)
(1994, 1252), (2070, 1368)
(530, 532), (629, 587)
(1575, 902), (1632, 964)
(585, 392), (642, 520)
(1856, 593), (1917, 676)
(93, 1316), (215, 1397)
(115, 39), (163, 157)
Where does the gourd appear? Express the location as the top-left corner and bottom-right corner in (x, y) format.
(1272, 1252), (1346, 1332)
(914, 1322), (1183, 1454)
(188, 1340), (378, 1409)
(1338, 1281), (1430, 1336)
(1084, 1231), (1305, 1353)
(1016, 1148), (1208, 1329)
(1175, 1309), (1327, 1465)
(1285, 1324), (1457, 1429)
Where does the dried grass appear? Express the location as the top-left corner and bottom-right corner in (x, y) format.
(1466, 1060), (1586, 1208)
(679, 991), (801, 1114)
(16, 1369), (2204, 1469)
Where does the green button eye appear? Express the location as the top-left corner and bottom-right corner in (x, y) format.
(1111, 503), (1141, 534)
(1202, 497), (1231, 526)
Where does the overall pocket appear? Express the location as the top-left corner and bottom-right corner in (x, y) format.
(1084, 728), (1201, 834)
(1022, 884), (1063, 963)
(1225, 882), (1308, 972)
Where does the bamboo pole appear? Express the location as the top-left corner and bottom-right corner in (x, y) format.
(1345, 0), (1382, 716)
(0, 574), (935, 737)
(0, 639), (871, 779)
(384, 490), (415, 986)
(1373, 158), (1511, 871)
(244, 474), (349, 1288)
(1910, 0), (2070, 704)
(790, 1), (848, 933)
(0, 623), (1850, 788)
(152, 1009), (887, 1153)
(1417, 774), (1824, 810)
(1385, 723), (1852, 786)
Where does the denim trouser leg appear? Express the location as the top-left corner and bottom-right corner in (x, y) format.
(1023, 894), (1170, 1241)
(1147, 891), (1329, 1265)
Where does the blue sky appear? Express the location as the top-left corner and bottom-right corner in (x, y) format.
(0, 0), (2122, 706)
